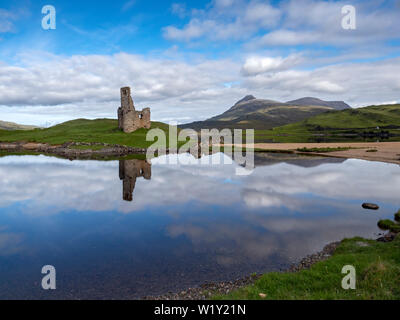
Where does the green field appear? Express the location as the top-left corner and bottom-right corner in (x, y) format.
(215, 236), (400, 300)
(0, 119), (175, 149)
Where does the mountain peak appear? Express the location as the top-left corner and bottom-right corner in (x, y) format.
(235, 95), (256, 105)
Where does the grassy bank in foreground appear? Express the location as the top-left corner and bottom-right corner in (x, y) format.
(215, 236), (400, 300)
(0, 119), (173, 149)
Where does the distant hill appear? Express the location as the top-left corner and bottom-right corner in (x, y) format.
(180, 96), (351, 130)
(279, 104), (400, 132)
(286, 97), (350, 110)
(0, 120), (39, 131)
(260, 103), (400, 142)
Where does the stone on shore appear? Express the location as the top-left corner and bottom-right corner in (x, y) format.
(362, 203), (379, 210)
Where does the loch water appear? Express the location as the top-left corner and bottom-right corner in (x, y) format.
(0, 153), (398, 299)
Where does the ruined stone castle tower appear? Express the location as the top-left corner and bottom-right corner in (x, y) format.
(118, 87), (151, 133)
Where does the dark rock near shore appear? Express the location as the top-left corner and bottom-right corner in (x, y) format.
(362, 203), (379, 210)
(377, 232), (397, 242)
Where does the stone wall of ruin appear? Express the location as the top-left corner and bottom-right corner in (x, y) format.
(118, 87), (151, 133)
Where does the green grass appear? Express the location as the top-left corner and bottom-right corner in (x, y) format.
(214, 236), (400, 300)
(299, 104), (400, 129)
(252, 104), (400, 143)
(0, 119), (177, 149)
(378, 219), (396, 230)
(0, 150), (41, 157)
(297, 147), (352, 153)
(378, 211), (400, 233)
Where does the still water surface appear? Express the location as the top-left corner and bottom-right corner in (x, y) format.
(0, 153), (399, 299)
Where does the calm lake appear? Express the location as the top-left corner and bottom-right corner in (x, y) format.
(0, 153), (399, 299)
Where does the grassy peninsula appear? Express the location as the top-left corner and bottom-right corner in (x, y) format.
(0, 119), (172, 149)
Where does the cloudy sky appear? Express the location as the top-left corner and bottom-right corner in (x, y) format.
(0, 0), (399, 126)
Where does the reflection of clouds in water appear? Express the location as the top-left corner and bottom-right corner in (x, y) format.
(167, 222), (279, 267)
(0, 226), (24, 256)
(242, 189), (302, 209)
(166, 208), (383, 268)
(0, 155), (120, 215)
(0, 154), (244, 215)
(245, 161), (400, 203)
(244, 213), (380, 262)
(0, 154), (399, 218)
(0, 154), (399, 278)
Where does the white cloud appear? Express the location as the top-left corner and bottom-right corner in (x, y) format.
(241, 57), (400, 102)
(163, 0), (400, 48)
(171, 3), (187, 18)
(243, 1), (281, 27)
(163, 0), (281, 41)
(0, 9), (16, 33)
(121, 0), (136, 12)
(0, 52), (238, 106)
(241, 54), (302, 76)
(253, 0), (400, 47)
(256, 30), (319, 46)
(1, 51), (400, 125)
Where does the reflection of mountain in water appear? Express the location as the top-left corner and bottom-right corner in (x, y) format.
(223, 151), (346, 168)
(119, 159), (151, 201)
(250, 152), (346, 168)
(253, 152), (346, 168)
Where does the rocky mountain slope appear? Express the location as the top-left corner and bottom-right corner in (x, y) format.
(180, 96), (351, 130)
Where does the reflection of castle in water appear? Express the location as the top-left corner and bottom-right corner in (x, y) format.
(119, 159), (151, 201)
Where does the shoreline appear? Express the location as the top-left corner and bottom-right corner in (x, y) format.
(143, 241), (340, 300)
(1, 141), (400, 165)
(249, 142), (400, 165)
(144, 231), (398, 300)
(0, 141), (146, 159)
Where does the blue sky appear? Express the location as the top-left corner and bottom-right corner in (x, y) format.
(0, 0), (399, 126)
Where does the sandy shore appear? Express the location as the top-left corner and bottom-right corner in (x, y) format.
(249, 142), (400, 165)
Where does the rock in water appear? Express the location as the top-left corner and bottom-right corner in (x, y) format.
(362, 203), (379, 210)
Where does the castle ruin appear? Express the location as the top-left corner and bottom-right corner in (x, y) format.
(118, 87), (151, 133)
